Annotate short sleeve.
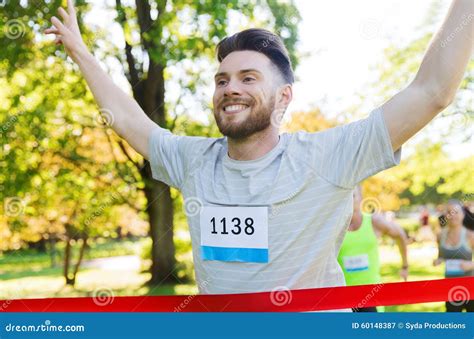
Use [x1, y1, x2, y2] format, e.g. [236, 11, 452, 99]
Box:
[312, 108, 401, 189]
[148, 128, 209, 189]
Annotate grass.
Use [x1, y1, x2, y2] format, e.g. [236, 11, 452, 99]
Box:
[378, 243, 445, 312]
[0, 269, 197, 300]
[0, 237, 195, 301]
[0, 233, 453, 312]
[0, 238, 146, 276]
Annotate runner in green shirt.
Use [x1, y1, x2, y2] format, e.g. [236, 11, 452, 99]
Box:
[338, 186, 409, 312]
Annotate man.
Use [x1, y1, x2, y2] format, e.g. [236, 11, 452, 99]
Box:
[45, 1, 472, 299]
[338, 186, 409, 312]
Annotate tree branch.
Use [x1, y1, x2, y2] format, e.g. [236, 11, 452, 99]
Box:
[102, 129, 145, 189]
[135, 0, 154, 51]
[76, 161, 144, 212]
[115, 0, 141, 92]
[168, 89, 186, 132]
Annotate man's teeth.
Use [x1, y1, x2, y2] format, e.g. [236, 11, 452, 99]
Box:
[224, 104, 248, 112]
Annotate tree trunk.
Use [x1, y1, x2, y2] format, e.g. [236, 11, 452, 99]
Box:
[49, 235, 57, 268]
[143, 175, 177, 284]
[63, 236, 88, 287]
[64, 237, 75, 286]
[135, 58, 178, 285]
[72, 237, 88, 280]
[116, 0, 178, 284]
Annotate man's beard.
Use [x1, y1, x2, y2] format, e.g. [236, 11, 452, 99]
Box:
[214, 95, 276, 139]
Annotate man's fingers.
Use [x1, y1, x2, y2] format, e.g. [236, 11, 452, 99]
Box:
[44, 27, 59, 34]
[54, 35, 63, 45]
[67, 0, 76, 16]
[51, 16, 67, 33]
[58, 7, 70, 23]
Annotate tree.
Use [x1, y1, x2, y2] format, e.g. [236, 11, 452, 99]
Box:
[393, 142, 474, 205]
[356, 0, 473, 208]
[282, 107, 335, 133]
[375, 0, 473, 144]
[0, 48, 142, 285]
[0, 1, 144, 285]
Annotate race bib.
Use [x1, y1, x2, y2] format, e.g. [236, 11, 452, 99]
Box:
[445, 259, 463, 275]
[343, 254, 369, 272]
[200, 206, 268, 263]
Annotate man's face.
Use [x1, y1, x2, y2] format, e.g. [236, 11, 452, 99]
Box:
[212, 50, 282, 139]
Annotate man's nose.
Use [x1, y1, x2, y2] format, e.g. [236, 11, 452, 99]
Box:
[224, 78, 242, 97]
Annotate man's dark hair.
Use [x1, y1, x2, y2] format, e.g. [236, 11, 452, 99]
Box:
[216, 28, 294, 84]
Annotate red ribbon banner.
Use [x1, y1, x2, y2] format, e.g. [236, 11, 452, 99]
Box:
[1, 277, 473, 312]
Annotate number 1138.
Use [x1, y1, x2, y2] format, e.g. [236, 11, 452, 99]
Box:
[210, 217, 255, 235]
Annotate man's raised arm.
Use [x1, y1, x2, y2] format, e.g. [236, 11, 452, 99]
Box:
[45, 0, 159, 160]
[381, 0, 473, 152]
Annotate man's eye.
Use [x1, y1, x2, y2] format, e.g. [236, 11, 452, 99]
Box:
[243, 77, 255, 82]
[217, 80, 227, 86]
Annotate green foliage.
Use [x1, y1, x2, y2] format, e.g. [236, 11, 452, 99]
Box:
[0, 0, 91, 76]
[375, 2, 473, 141]
[0, 34, 143, 251]
[393, 142, 474, 205]
[370, 1, 473, 206]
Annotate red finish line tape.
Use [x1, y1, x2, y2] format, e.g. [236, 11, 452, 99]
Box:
[1, 277, 473, 312]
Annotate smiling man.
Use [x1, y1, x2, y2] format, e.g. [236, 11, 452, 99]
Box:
[212, 31, 293, 160]
[46, 0, 473, 303]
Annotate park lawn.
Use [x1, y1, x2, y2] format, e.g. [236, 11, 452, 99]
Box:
[0, 237, 196, 301]
[379, 242, 445, 312]
[0, 238, 450, 312]
[0, 268, 197, 300]
[0, 238, 145, 274]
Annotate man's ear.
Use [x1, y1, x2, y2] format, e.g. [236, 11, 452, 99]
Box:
[276, 84, 293, 109]
[270, 84, 293, 129]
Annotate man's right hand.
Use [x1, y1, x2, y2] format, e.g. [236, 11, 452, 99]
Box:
[45, 0, 88, 62]
[43, 0, 161, 160]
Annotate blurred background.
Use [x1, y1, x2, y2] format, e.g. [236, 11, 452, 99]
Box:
[0, 0, 472, 312]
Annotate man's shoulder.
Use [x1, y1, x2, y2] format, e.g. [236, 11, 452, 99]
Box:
[179, 134, 225, 155]
[283, 129, 317, 142]
[282, 127, 342, 150]
[153, 128, 226, 158]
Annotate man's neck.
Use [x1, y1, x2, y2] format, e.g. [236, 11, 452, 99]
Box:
[227, 128, 280, 161]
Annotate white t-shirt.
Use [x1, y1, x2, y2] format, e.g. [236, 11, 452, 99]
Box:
[149, 108, 401, 296]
